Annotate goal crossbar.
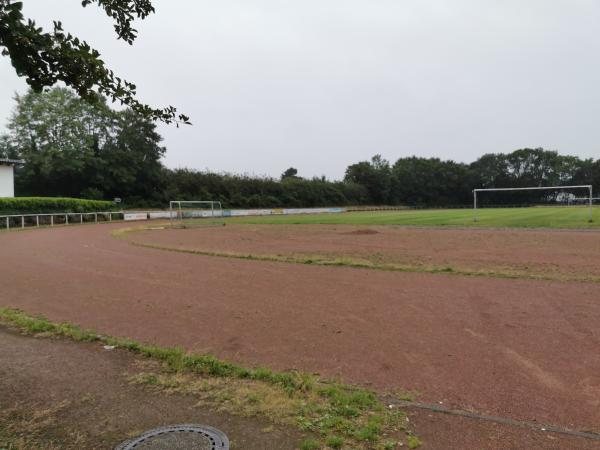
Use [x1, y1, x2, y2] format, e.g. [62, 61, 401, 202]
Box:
[473, 185, 593, 222]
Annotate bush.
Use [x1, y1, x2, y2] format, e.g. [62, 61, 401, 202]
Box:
[0, 197, 119, 215]
[164, 169, 371, 209]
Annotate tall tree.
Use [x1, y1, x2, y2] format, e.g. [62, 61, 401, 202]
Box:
[344, 155, 391, 204]
[469, 148, 591, 204]
[281, 167, 299, 180]
[505, 148, 562, 187]
[100, 109, 166, 202]
[5, 87, 166, 201]
[8, 88, 114, 196]
[391, 157, 470, 206]
[0, 0, 188, 125]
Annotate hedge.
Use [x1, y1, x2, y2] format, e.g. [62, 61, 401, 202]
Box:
[0, 197, 119, 215]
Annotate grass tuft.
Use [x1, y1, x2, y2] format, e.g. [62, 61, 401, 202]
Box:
[300, 438, 321, 450]
[325, 435, 344, 449]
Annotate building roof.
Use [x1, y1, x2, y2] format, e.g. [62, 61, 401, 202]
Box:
[0, 158, 25, 166]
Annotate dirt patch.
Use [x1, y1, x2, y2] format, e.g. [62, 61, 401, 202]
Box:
[0, 325, 305, 449]
[340, 228, 380, 235]
[1, 224, 600, 435]
[130, 224, 600, 281]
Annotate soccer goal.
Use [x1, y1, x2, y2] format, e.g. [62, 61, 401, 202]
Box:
[472, 185, 593, 222]
[169, 200, 224, 228]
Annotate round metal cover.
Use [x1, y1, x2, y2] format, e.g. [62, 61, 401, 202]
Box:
[116, 424, 229, 450]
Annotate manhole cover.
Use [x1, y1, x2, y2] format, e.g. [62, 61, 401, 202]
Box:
[116, 424, 229, 450]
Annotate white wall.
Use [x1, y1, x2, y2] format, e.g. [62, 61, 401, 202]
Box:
[0, 165, 15, 198]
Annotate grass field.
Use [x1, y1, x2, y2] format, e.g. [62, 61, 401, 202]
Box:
[228, 206, 600, 229]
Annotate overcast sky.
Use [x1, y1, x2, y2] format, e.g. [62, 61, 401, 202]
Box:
[1, 1, 599, 179]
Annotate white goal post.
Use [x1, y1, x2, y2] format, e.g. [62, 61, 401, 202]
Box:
[169, 200, 223, 226]
[473, 185, 593, 222]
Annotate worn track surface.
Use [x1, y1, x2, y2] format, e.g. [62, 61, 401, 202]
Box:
[1, 223, 600, 447]
[132, 224, 600, 280]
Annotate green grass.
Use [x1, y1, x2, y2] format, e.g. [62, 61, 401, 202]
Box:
[299, 439, 321, 450]
[0, 308, 419, 449]
[226, 206, 600, 229]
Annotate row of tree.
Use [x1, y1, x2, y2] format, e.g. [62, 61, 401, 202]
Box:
[164, 169, 368, 208]
[2, 88, 599, 208]
[345, 151, 600, 206]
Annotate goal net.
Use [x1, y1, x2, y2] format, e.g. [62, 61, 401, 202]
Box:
[473, 185, 594, 222]
[568, 196, 600, 206]
[169, 201, 225, 228]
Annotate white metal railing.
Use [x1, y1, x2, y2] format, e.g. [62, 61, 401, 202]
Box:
[0, 211, 124, 230]
[1, 206, 349, 230]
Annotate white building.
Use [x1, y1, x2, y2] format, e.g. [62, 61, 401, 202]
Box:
[0, 159, 24, 198]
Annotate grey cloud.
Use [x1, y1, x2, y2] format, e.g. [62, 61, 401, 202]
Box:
[1, 0, 599, 179]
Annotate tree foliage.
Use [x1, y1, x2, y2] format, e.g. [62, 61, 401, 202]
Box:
[344, 155, 391, 204]
[165, 169, 367, 209]
[5, 87, 165, 201]
[281, 167, 299, 180]
[0, 0, 188, 124]
[346, 149, 600, 207]
[391, 157, 472, 206]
